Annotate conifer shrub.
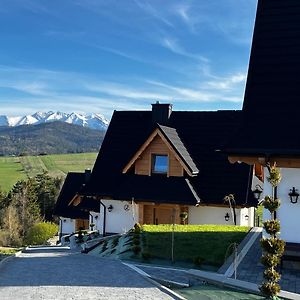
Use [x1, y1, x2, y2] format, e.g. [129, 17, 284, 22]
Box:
[134, 223, 142, 234]
[259, 164, 285, 299]
[133, 238, 140, 245]
[131, 245, 141, 255]
[260, 237, 285, 255]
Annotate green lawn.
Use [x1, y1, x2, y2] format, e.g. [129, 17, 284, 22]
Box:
[0, 152, 98, 191]
[175, 285, 265, 300]
[142, 225, 249, 267]
[0, 157, 27, 191]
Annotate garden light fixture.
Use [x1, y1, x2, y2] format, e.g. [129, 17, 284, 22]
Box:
[253, 184, 263, 200]
[224, 213, 230, 222]
[289, 187, 299, 204]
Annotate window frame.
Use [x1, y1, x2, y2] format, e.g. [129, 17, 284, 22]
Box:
[151, 154, 169, 175]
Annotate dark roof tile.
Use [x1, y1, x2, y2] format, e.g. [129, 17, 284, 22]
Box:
[84, 110, 256, 207]
[53, 172, 89, 219]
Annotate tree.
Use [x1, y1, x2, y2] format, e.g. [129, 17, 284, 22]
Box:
[9, 179, 41, 239]
[0, 205, 22, 246]
[33, 172, 62, 221]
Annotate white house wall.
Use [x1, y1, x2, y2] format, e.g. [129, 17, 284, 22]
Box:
[99, 200, 139, 234]
[188, 206, 254, 226]
[263, 167, 300, 243]
[60, 218, 75, 235]
[90, 211, 101, 231]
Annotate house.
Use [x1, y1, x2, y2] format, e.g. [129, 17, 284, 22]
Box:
[225, 0, 300, 243]
[70, 103, 258, 234]
[53, 171, 99, 239]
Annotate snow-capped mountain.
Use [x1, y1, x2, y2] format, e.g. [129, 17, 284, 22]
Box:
[0, 111, 109, 131]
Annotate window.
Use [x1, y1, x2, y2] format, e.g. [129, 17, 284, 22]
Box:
[152, 155, 168, 174]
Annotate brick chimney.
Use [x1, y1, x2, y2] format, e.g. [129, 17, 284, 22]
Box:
[151, 101, 172, 125]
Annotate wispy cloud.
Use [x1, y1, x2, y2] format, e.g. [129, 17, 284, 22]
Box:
[0, 64, 246, 117]
[147, 80, 241, 103]
[161, 38, 209, 63]
[7, 82, 50, 96]
[134, 0, 174, 28]
[205, 73, 247, 90]
[85, 82, 171, 101]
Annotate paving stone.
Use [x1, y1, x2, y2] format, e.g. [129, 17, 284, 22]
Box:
[232, 232, 300, 295]
[0, 248, 174, 300]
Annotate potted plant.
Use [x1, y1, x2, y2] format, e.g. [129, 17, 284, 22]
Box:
[179, 212, 188, 224]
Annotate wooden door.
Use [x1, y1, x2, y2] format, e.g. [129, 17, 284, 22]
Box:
[75, 219, 89, 231]
[156, 208, 173, 224]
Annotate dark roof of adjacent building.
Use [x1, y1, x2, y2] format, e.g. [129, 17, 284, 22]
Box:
[158, 124, 199, 175]
[82, 109, 256, 207]
[115, 175, 200, 205]
[53, 172, 89, 219]
[226, 0, 300, 156]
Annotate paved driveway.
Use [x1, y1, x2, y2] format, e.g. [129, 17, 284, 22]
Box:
[0, 248, 174, 300]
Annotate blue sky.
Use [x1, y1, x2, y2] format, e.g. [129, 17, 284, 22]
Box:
[0, 0, 257, 119]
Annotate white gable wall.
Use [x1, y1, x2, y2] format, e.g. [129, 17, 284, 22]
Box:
[99, 201, 254, 234]
[189, 206, 254, 226]
[263, 167, 300, 243]
[60, 218, 76, 235]
[98, 200, 139, 234]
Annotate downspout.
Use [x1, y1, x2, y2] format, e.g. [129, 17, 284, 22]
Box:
[89, 213, 94, 230]
[99, 200, 107, 237]
[245, 165, 254, 226]
[59, 218, 63, 242]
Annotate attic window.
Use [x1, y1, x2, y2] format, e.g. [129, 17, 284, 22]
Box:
[152, 155, 168, 174]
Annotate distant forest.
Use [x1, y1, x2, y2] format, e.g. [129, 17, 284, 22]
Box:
[0, 122, 106, 156]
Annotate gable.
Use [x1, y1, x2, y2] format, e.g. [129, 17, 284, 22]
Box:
[134, 134, 184, 176]
[123, 127, 198, 177]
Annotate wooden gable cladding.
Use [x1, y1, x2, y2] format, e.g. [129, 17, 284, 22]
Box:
[123, 128, 193, 176]
[134, 134, 183, 176]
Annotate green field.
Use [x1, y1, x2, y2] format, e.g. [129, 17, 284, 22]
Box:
[0, 152, 98, 192]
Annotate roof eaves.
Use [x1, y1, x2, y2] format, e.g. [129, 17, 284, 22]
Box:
[157, 124, 199, 175]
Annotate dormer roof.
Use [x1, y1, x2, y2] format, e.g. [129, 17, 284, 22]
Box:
[123, 124, 199, 176]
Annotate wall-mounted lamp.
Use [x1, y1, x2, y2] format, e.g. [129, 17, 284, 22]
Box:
[253, 184, 263, 200]
[107, 204, 114, 212]
[289, 187, 299, 204]
[94, 215, 99, 220]
[63, 219, 66, 223]
[224, 213, 230, 222]
[245, 215, 249, 221]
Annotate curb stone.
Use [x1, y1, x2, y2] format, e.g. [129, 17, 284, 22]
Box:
[0, 250, 22, 269]
[123, 262, 187, 300]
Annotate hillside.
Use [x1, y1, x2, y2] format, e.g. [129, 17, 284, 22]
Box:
[0, 122, 105, 156]
[0, 152, 98, 192]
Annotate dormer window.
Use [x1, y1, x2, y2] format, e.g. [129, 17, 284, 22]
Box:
[152, 155, 168, 174]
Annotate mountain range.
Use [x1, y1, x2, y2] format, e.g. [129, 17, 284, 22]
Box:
[0, 122, 105, 156]
[0, 111, 109, 131]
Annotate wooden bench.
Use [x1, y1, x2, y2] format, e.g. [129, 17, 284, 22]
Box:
[280, 242, 300, 270]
